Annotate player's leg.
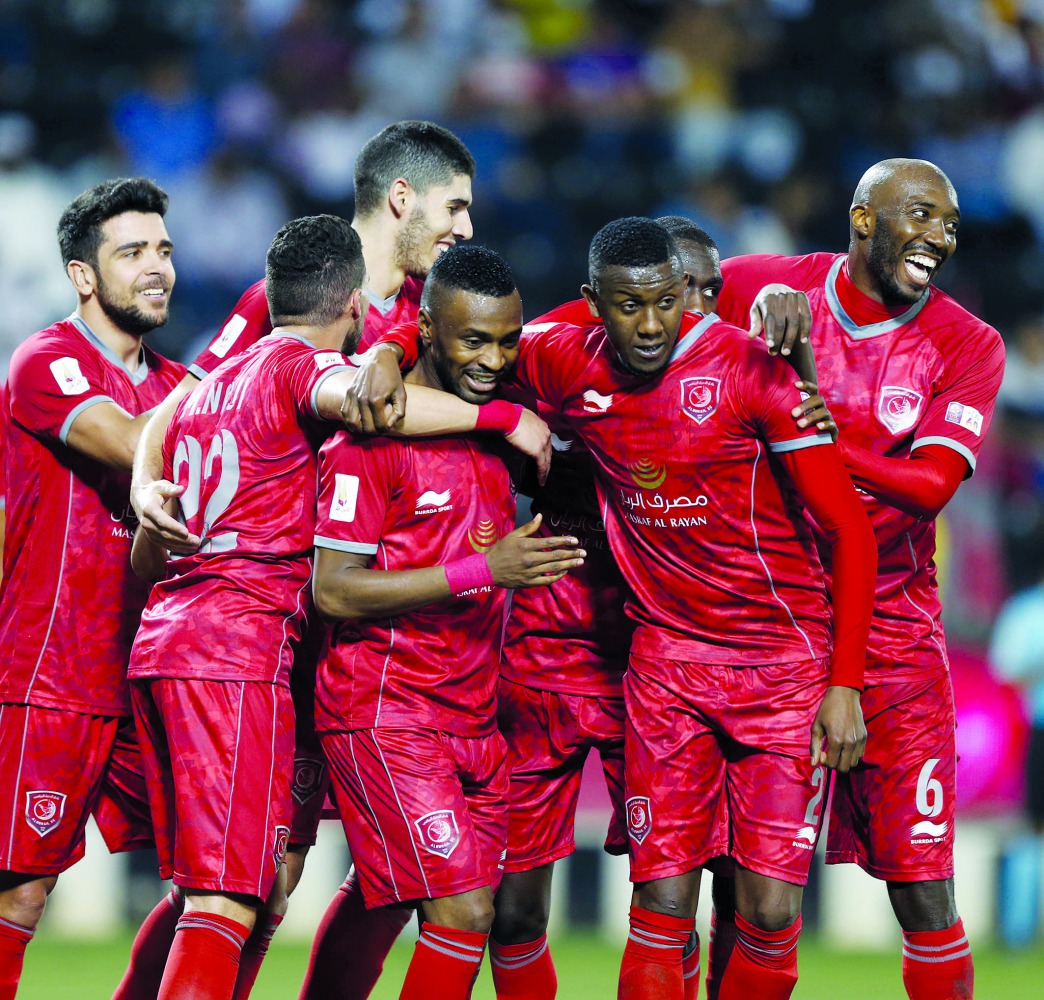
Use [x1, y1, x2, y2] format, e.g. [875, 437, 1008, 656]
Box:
[703, 872, 737, 1000]
[0, 705, 118, 998]
[619, 656, 730, 1000]
[149, 678, 294, 1000]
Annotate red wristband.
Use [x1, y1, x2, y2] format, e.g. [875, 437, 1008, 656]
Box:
[444, 553, 496, 596]
[474, 400, 524, 435]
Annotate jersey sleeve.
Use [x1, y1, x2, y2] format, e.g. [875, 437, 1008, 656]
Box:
[189, 279, 272, 379]
[282, 346, 355, 421]
[735, 342, 833, 455]
[513, 323, 585, 411]
[314, 432, 400, 557]
[8, 335, 114, 445]
[911, 321, 1006, 475]
[717, 254, 826, 329]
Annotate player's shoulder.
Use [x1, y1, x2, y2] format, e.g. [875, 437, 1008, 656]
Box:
[235, 277, 268, 310]
[142, 343, 187, 380]
[12, 318, 81, 358]
[922, 287, 1004, 354]
[721, 251, 838, 286]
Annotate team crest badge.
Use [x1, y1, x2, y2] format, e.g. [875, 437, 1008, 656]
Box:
[272, 825, 290, 869]
[25, 791, 66, 837]
[680, 377, 720, 425]
[626, 796, 652, 844]
[415, 809, 460, 859]
[877, 386, 923, 434]
[291, 757, 326, 805]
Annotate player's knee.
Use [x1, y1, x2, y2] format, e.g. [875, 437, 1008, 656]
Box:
[887, 878, 958, 932]
[0, 875, 56, 928]
[742, 895, 801, 932]
[492, 895, 551, 944]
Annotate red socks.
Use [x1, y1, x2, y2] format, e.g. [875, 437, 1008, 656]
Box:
[682, 931, 700, 1000]
[400, 922, 489, 1000]
[113, 889, 185, 1000]
[0, 917, 34, 1000]
[490, 933, 557, 998]
[618, 905, 694, 1000]
[705, 907, 736, 1000]
[718, 913, 801, 1000]
[298, 873, 411, 999]
[232, 912, 282, 999]
[158, 911, 250, 1000]
[902, 919, 974, 999]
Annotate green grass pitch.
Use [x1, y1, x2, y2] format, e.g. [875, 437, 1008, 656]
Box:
[17, 933, 1044, 998]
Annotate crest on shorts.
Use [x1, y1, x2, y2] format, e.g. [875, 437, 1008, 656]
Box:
[680, 377, 720, 425]
[414, 809, 460, 859]
[291, 757, 327, 805]
[626, 796, 652, 844]
[25, 791, 66, 838]
[272, 825, 290, 869]
[877, 386, 923, 434]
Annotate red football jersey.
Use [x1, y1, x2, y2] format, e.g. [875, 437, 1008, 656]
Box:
[128, 334, 352, 687]
[512, 314, 836, 665]
[0, 318, 186, 715]
[717, 253, 1005, 678]
[188, 277, 425, 379]
[313, 429, 516, 738]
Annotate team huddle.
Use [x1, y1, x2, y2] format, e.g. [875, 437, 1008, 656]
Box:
[0, 121, 1004, 1000]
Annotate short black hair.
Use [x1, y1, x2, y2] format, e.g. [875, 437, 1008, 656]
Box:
[655, 215, 719, 256]
[421, 244, 517, 310]
[57, 177, 169, 268]
[588, 217, 680, 286]
[353, 121, 475, 218]
[265, 215, 365, 328]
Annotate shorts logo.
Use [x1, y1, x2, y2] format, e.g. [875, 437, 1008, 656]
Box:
[877, 386, 923, 434]
[793, 825, 817, 849]
[48, 357, 90, 396]
[630, 459, 667, 489]
[211, 314, 247, 359]
[550, 434, 573, 452]
[273, 825, 290, 869]
[944, 401, 983, 436]
[468, 519, 498, 553]
[910, 820, 948, 840]
[626, 796, 652, 844]
[414, 809, 460, 859]
[329, 474, 360, 522]
[582, 390, 614, 413]
[25, 791, 66, 837]
[680, 377, 720, 425]
[291, 757, 326, 805]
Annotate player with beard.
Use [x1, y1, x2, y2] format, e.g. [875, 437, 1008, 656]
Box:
[116, 120, 475, 1000]
[124, 223, 551, 1000]
[310, 245, 584, 1000]
[0, 178, 185, 997]
[713, 159, 1005, 1000]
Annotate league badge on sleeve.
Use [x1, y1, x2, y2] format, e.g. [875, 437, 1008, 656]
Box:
[414, 809, 460, 859]
[48, 357, 90, 396]
[680, 377, 720, 425]
[25, 791, 66, 838]
[330, 474, 360, 522]
[877, 386, 924, 434]
[944, 401, 984, 436]
[626, 795, 652, 844]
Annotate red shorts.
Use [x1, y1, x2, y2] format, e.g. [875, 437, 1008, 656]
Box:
[0, 705, 152, 875]
[288, 629, 331, 848]
[132, 678, 294, 900]
[826, 671, 956, 882]
[322, 727, 508, 908]
[497, 678, 625, 872]
[624, 653, 828, 886]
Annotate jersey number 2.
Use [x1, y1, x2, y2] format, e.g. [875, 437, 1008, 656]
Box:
[172, 431, 241, 553]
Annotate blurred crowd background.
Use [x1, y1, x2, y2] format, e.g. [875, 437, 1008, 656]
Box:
[2, 0, 1044, 943]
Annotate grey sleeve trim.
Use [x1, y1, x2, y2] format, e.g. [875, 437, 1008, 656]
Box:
[59, 395, 114, 445]
[768, 432, 833, 454]
[310, 365, 352, 418]
[911, 436, 976, 474]
[187, 363, 210, 380]
[313, 535, 379, 555]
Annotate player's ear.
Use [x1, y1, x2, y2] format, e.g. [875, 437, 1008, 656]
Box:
[851, 203, 873, 240]
[417, 307, 434, 346]
[580, 283, 601, 319]
[67, 259, 96, 297]
[388, 178, 412, 220]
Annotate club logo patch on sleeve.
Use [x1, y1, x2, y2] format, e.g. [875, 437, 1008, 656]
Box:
[49, 357, 90, 396]
[626, 796, 652, 844]
[944, 401, 983, 436]
[25, 791, 66, 837]
[291, 757, 327, 805]
[680, 377, 721, 425]
[414, 809, 460, 858]
[877, 386, 924, 434]
[329, 474, 360, 522]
